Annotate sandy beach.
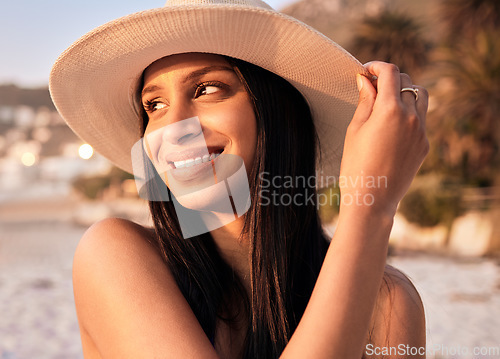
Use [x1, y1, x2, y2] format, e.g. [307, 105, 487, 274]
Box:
[389, 254, 500, 359]
[1, 197, 499, 359]
[0, 220, 84, 359]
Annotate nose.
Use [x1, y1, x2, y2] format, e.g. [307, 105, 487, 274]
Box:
[161, 115, 203, 145]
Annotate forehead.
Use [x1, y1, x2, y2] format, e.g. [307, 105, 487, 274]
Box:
[143, 52, 232, 83]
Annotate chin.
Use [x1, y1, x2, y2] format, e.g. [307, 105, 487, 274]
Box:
[172, 180, 235, 213]
[166, 155, 252, 238]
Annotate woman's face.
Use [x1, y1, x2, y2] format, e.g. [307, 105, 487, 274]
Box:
[141, 53, 257, 210]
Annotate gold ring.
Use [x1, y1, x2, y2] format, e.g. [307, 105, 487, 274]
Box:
[400, 87, 419, 101]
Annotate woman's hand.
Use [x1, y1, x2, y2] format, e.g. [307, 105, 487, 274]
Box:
[339, 61, 429, 217]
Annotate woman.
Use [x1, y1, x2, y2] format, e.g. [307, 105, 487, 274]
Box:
[50, 1, 428, 358]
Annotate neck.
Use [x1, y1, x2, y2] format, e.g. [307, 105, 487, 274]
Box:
[209, 215, 251, 296]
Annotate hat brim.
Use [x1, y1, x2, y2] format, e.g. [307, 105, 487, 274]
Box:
[49, 4, 367, 183]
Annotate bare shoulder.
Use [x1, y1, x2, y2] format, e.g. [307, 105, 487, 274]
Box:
[364, 264, 426, 359]
[73, 218, 162, 299]
[378, 264, 425, 316]
[74, 217, 157, 266]
[79, 217, 155, 245]
[73, 218, 217, 358]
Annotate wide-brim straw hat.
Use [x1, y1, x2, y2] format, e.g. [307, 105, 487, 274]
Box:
[50, 0, 367, 186]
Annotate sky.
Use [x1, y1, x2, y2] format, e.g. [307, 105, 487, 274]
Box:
[0, 0, 295, 88]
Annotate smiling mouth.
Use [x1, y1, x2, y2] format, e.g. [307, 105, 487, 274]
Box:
[169, 149, 224, 169]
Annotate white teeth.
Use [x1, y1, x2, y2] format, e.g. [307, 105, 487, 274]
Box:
[173, 152, 221, 169]
[173, 160, 185, 168]
[184, 158, 195, 168]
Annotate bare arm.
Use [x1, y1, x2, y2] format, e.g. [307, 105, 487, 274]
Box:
[281, 208, 393, 358]
[282, 61, 428, 358]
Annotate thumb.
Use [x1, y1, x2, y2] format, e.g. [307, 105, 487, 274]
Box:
[349, 74, 376, 129]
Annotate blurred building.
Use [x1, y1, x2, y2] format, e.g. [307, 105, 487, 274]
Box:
[0, 101, 111, 202]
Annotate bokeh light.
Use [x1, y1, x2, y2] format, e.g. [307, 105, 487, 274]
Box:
[78, 144, 93, 160]
[21, 152, 36, 167]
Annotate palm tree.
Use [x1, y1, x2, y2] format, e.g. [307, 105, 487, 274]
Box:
[440, 0, 500, 44]
[426, 0, 500, 185]
[350, 11, 431, 77]
[428, 29, 500, 184]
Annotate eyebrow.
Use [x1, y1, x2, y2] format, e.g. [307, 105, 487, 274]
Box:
[141, 65, 235, 98]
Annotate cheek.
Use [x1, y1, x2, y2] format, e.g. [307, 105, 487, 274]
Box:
[238, 111, 258, 161]
[237, 102, 258, 160]
[211, 101, 256, 158]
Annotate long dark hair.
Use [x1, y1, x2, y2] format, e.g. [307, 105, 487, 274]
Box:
[141, 56, 344, 357]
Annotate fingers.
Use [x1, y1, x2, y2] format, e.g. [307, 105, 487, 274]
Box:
[399, 73, 416, 107]
[364, 61, 401, 101]
[399, 72, 429, 127]
[414, 85, 429, 126]
[398, 73, 429, 128]
[400, 73, 428, 128]
[349, 74, 377, 130]
[363, 61, 429, 119]
[351, 61, 429, 135]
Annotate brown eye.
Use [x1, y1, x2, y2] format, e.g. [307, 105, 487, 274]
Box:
[200, 86, 219, 95]
[144, 100, 167, 113]
[194, 81, 225, 98]
[151, 102, 167, 111]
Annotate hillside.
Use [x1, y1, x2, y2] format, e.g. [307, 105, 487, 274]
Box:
[0, 84, 55, 110]
[281, 0, 440, 49]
